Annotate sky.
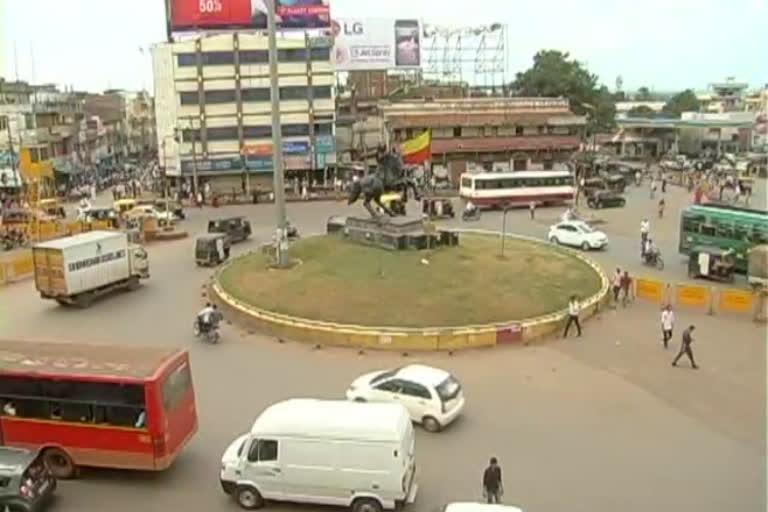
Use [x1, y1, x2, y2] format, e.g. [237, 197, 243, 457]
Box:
[0, 0, 766, 94]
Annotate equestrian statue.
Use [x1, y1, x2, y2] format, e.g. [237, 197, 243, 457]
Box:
[347, 149, 422, 218]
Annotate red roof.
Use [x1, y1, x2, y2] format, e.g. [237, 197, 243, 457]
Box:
[388, 113, 561, 128]
[431, 136, 581, 154]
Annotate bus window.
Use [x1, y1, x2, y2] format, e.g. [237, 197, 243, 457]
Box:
[162, 362, 192, 413]
[700, 224, 716, 237]
[713, 219, 734, 239]
[752, 226, 768, 244]
[734, 224, 750, 242]
[681, 214, 704, 233]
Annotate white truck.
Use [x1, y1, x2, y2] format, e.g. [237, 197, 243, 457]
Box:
[32, 230, 149, 307]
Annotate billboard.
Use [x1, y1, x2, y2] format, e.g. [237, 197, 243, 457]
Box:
[331, 18, 421, 71]
[169, 0, 331, 32]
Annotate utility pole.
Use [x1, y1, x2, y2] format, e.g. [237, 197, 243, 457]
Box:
[268, 0, 288, 267]
[190, 120, 199, 201]
[304, 32, 317, 185]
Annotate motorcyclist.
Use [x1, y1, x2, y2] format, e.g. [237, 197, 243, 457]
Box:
[644, 238, 659, 263]
[197, 302, 216, 333]
[463, 201, 478, 219]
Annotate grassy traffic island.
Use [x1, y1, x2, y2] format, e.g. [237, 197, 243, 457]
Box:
[218, 234, 603, 328]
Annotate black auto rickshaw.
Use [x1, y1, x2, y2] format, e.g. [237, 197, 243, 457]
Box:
[422, 198, 455, 219]
[604, 174, 626, 193]
[687, 245, 735, 282]
[195, 233, 231, 266]
[208, 216, 252, 243]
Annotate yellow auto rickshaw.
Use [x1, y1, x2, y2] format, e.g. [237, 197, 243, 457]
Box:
[114, 198, 137, 216]
[38, 198, 67, 219]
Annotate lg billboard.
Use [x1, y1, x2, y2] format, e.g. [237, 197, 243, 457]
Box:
[168, 0, 331, 31]
[332, 18, 422, 71]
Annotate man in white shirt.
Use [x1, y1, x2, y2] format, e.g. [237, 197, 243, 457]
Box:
[660, 305, 674, 349]
[640, 219, 650, 256]
[197, 302, 215, 332]
[563, 295, 582, 338]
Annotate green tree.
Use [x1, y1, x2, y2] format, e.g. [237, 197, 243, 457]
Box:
[511, 50, 616, 132]
[662, 89, 701, 117]
[627, 105, 656, 117]
[635, 86, 654, 101]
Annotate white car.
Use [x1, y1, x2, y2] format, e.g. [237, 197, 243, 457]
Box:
[548, 220, 608, 250]
[443, 504, 523, 512]
[125, 205, 175, 222]
[346, 364, 465, 432]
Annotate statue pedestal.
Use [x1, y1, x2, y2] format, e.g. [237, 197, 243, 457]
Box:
[338, 215, 459, 251]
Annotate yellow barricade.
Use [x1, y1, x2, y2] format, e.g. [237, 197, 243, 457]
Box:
[719, 288, 753, 313]
[636, 278, 665, 302]
[91, 220, 113, 231]
[11, 253, 34, 277]
[676, 284, 711, 308]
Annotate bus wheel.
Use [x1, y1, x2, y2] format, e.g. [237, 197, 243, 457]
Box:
[43, 448, 76, 479]
[236, 485, 264, 510]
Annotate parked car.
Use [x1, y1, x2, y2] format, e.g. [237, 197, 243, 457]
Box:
[346, 364, 465, 432]
[586, 190, 626, 209]
[548, 220, 608, 250]
[0, 447, 57, 512]
[125, 205, 175, 222]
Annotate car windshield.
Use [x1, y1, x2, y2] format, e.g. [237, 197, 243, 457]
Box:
[370, 368, 400, 385]
[576, 223, 593, 233]
[436, 376, 461, 401]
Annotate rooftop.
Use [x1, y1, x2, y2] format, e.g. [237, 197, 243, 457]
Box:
[34, 230, 124, 249]
[251, 399, 409, 442]
[0, 339, 183, 380]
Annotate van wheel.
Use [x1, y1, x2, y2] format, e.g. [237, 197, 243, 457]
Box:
[75, 293, 93, 308]
[422, 415, 441, 433]
[353, 397, 367, 403]
[43, 447, 76, 479]
[126, 276, 140, 291]
[235, 485, 264, 510]
[352, 497, 383, 512]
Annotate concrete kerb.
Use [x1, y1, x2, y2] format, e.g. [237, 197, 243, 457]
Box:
[210, 230, 610, 351]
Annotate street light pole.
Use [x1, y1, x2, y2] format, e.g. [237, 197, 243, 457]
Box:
[267, 0, 288, 267]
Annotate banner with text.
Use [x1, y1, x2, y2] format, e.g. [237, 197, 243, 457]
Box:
[331, 18, 421, 71]
[169, 0, 330, 32]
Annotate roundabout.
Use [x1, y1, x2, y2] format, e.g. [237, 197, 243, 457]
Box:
[213, 232, 608, 350]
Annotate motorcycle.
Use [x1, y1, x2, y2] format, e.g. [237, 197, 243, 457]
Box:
[642, 249, 664, 270]
[462, 209, 481, 222]
[194, 316, 221, 343]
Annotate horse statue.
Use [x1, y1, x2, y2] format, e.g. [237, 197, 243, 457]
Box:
[347, 151, 421, 218]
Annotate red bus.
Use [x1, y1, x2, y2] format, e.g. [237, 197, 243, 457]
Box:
[0, 340, 197, 478]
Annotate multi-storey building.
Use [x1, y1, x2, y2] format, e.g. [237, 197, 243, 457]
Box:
[152, 32, 336, 191]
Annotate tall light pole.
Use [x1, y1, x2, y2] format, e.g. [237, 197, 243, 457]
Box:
[267, 0, 288, 267]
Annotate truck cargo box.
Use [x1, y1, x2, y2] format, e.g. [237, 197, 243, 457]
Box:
[33, 231, 131, 297]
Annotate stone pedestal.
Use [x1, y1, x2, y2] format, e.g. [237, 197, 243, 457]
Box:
[338, 215, 459, 251]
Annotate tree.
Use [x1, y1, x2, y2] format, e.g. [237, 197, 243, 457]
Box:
[636, 86, 654, 101]
[627, 105, 656, 117]
[511, 50, 616, 132]
[662, 89, 701, 118]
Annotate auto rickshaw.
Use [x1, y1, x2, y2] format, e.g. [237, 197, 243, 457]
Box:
[422, 197, 455, 219]
[114, 198, 137, 217]
[379, 192, 406, 216]
[604, 174, 626, 193]
[195, 233, 231, 266]
[208, 216, 252, 243]
[38, 198, 67, 219]
[687, 245, 735, 282]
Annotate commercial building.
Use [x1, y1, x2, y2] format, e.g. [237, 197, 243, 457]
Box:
[697, 78, 750, 113]
[380, 97, 585, 184]
[152, 32, 336, 191]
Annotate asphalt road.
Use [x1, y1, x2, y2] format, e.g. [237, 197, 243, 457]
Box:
[0, 181, 764, 512]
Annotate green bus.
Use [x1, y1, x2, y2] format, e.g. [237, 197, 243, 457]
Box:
[679, 203, 768, 273]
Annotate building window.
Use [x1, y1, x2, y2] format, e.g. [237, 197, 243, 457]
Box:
[241, 88, 270, 102]
[315, 123, 332, 136]
[202, 51, 235, 66]
[240, 50, 269, 64]
[207, 127, 238, 141]
[278, 48, 308, 62]
[537, 126, 545, 134]
[204, 90, 236, 104]
[24, 114, 34, 129]
[309, 48, 331, 61]
[177, 53, 197, 67]
[282, 124, 309, 137]
[181, 129, 201, 143]
[312, 86, 332, 99]
[280, 86, 306, 100]
[515, 126, 523, 136]
[244, 125, 272, 138]
[179, 92, 199, 105]
[453, 127, 461, 137]
[405, 128, 413, 139]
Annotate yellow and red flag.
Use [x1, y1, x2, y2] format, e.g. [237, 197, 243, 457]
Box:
[400, 130, 431, 164]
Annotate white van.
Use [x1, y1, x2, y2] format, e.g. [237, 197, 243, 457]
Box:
[220, 399, 418, 512]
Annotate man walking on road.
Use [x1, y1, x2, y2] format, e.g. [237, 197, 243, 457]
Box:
[660, 305, 674, 348]
[482, 457, 503, 504]
[529, 201, 536, 220]
[620, 270, 633, 307]
[612, 268, 622, 305]
[563, 295, 582, 338]
[672, 325, 698, 369]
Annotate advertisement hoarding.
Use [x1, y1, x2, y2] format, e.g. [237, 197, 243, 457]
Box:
[331, 18, 421, 71]
[169, 0, 330, 32]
